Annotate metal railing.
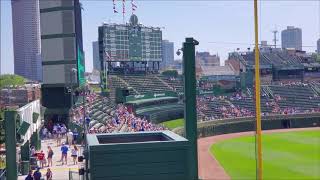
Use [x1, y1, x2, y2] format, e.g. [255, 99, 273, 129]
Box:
[0, 169, 6, 180]
[69, 169, 80, 180]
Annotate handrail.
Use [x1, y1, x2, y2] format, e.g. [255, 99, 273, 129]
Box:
[0, 169, 6, 180]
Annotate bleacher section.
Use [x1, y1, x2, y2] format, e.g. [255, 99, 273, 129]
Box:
[108, 75, 184, 97]
[86, 97, 120, 133]
[197, 83, 320, 120]
[269, 84, 320, 111]
[126, 96, 183, 123]
[120, 75, 171, 94]
[108, 73, 320, 121]
[159, 76, 184, 93]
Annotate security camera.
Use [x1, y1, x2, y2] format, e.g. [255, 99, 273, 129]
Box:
[176, 48, 183, 56]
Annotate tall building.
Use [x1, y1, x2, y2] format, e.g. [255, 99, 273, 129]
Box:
[196, 52, 220, 67]
[317, 38, 320, 54]
[40, 0, 85, 122]
[281, 26, 302, 51]
[11, 0, 42, 81]
[92, 41, 100, 71]
[161, 40, 174, 70]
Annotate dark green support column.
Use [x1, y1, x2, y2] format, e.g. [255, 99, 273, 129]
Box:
[4, 111, 17, 180]
[31, 130, 41, 150]
[36, 129, 41, 150]
[21, 140, 30, 161]
[183, 37, 199, 180]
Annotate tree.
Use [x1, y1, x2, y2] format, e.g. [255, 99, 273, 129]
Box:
[161, 70, 178, 77]
[0, 74, 25, 89]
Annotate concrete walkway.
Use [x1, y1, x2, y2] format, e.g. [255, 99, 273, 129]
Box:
[18, 139, 83, 180]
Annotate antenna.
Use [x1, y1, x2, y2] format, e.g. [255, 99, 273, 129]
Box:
[272, 26, 278, 48]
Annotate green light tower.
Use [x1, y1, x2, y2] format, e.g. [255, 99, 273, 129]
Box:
[183, 37, 199, 180]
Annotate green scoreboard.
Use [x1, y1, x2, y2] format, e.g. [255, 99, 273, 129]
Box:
[100, 14, 162, 62]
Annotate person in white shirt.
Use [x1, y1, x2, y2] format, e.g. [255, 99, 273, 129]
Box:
[61, 125, 67, 137]
[42, 127, 48, 139]
[71, 145, 78, 165]
[67, 129, 73, 146]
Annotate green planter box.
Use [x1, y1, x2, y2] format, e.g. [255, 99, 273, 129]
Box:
[86, 131, 190, 180]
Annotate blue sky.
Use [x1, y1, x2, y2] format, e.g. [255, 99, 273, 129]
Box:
[1, 0, 319, 74]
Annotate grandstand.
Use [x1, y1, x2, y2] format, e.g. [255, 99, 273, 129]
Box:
[108, 74, 184, 100]
[195, 82, 320, 120]
[229, 50, 305, 85]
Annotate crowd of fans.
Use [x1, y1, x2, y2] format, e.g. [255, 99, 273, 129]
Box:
[88, 104, 166, 134]
[196, 82, 320, 120]
[67, 81, 320, 132]
[68, 93, 166, 134]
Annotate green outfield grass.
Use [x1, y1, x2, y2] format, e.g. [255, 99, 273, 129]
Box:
[160, 118, 184, 130]
[210, 130, 320, 180]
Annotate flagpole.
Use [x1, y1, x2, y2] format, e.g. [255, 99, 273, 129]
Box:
[254, 0, 263, 179]
[122, 0, 125, 24]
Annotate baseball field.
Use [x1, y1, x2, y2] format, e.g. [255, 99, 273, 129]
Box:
[210, 130, 320, 180]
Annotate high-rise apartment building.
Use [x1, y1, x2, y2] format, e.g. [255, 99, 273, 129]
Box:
[11, 0, 42, 81]
[92, 41, 100, 71]
[161, 40, 174, 70]
[281, 26, 302, 51]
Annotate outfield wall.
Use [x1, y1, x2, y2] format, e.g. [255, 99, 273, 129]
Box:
[173, 113, 320, 138]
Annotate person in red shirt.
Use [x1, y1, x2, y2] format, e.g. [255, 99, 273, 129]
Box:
[37, 150, 45, 168]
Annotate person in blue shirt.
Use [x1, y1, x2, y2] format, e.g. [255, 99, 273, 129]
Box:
[25, 170, 33, 180]
[33, 167, 42, 180]
[60, 143, 69, 165]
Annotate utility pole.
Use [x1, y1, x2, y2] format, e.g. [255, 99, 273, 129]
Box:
[272, 28, 278, 48]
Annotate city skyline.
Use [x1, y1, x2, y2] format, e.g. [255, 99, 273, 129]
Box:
[11, 0, 42, 81]
[1, 0, 319, 74]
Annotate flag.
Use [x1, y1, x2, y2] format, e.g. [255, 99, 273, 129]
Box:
[113, 0, 118, 13]
[105, 51, 111, 60]
[131, 0, 137, 12]
[131, 0, 137, 8]
[122, 0, 126, 14]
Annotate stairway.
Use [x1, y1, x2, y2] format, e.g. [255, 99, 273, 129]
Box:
[155, 76, 174, 91]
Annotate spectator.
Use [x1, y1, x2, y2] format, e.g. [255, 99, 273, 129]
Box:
[46, 168, 53, 180]
[37, 150, 45, 168]
[30, 146, 36, 157]
[25, 170, 33, 180]
[33, 167, 42, 180]
[67, 129, 73, 146]
[60, 143, 68, 165]
[73, 128, 78, 144]
[71, 145, 78, 165]
[47, 146, 53, 167]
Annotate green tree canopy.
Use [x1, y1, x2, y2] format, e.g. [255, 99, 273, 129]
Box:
[0, 74, 26, 89]
[161, 70, 178, 77]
